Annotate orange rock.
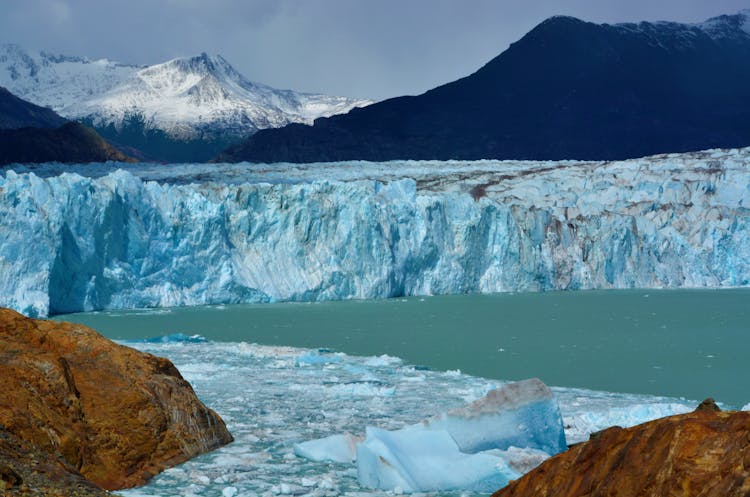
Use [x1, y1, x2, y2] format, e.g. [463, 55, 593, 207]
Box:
[493, 400, 750, 497]
[0, 308, 233, 490]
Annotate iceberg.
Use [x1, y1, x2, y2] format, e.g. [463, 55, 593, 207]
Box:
[416, 377, 567, 455]
[356, 426, 516, 493]
[295, 378, 565, 493]
[355, 378, 565, 492]
[293, 433, 360, 463]
[2, 148, 749, 317]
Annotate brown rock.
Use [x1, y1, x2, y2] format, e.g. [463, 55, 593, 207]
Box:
[0, 308, 233, 491]
[0, 429, 109, 497]
[492, 402, 750, 497]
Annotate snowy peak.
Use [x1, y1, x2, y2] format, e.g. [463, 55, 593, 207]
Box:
[698, 9, 750, 38]
[605, 9, 750, 45]
[0, 43, 139, 115]
[0, 44, 372, 149]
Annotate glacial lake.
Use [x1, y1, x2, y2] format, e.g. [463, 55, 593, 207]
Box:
[55, 288, 750, 408]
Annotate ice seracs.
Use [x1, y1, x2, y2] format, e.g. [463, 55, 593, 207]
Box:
[1, 147, 749, 317]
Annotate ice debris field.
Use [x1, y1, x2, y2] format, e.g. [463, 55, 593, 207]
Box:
[119, 336, 696, 497]
[2, 147, 750, 317]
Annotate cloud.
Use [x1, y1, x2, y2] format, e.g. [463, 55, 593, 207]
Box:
[1, 0, 748, 100]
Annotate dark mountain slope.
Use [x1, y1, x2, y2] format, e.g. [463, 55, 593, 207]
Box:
[0, 122, 134, 165]
[0, 86, 67, 129]
[218, 11, 750, 163]
[0, 87, 134, 164]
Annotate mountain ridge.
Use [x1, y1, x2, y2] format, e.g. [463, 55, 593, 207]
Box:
[0, 86, 66, 129]
[0, 45, 371, 161]
[218, 10, 750, 163]
[0, 86, 133, 165]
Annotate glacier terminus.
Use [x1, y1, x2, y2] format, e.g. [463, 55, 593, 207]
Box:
[1, 147, 749, 317]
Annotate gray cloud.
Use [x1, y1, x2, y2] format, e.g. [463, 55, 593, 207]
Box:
[2, 0, 748, 100]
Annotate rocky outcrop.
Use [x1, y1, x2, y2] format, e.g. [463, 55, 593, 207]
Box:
[0, 121, 135, 165]
[0, 430, 109, 496]
[0, 308, 233, 491]
[0, 86, 66, 130]
[0, 87, 135, 165]
[493, 400, 750, 497]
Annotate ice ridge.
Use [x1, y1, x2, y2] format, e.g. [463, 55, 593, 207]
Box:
[1, 148, 749, 317]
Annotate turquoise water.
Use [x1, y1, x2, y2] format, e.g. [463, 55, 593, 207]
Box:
[55, 289, 750, 407]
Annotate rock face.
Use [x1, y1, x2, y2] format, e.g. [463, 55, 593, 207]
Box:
[492, 401, 750, 497]
[0, 308, 233, 491]
[0, 429, 109, 496]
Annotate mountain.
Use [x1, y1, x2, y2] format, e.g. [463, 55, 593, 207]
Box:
[0, 86, 66, 129]
[218, 10, 750, 163]
[0, 45, 371, 162]
[0, 87, 133, 164]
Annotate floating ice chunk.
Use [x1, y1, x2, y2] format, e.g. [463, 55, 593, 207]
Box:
[293, 433, 361, 463]
[325, 382, 396, 397]
[356, 426, 516, 493]
[295, 351, 342, 366]
[138, 333, 207, 344]
[363, 354, 402, 367]
[743, 403, 750, 411]
[354, 378, 566, 493]
[419, 378, 567, 455]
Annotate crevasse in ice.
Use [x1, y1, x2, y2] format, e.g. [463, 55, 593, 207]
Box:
[2, 148, 749, 317]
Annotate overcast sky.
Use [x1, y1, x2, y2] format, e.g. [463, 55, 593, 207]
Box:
[2, 0, 748, 101]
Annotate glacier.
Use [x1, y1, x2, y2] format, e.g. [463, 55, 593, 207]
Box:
[1, 147, 750, 317]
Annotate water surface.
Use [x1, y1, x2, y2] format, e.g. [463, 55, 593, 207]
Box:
[56, 289, 750, 407]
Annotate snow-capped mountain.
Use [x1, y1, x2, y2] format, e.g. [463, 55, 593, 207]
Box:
[0, 44, 371, 160]
[694, 8, 750, 38]
[65, 53, 371, 139]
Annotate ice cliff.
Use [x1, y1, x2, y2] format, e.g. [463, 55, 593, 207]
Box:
[1, 147, 749, 317]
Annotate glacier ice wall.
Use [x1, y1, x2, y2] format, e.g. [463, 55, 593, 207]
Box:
[1, 149, 749, 317]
